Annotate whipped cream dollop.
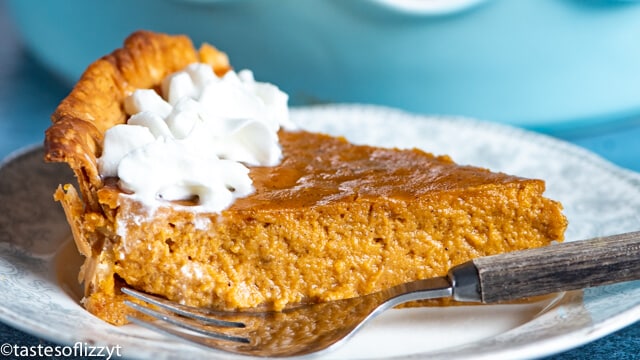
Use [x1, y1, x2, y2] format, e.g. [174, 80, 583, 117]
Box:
[98, 64, 294, 212]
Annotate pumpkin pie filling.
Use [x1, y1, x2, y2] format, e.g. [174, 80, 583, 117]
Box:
[45, 31, 567, 325]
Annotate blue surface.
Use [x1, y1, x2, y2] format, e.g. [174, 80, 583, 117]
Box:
[0, 1, 639, 359]
[6, 0, 640, 131]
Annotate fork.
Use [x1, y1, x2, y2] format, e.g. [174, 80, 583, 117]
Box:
[123, 230, 640, 358]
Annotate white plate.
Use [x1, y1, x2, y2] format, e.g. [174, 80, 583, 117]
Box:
[1, 104, 640, 360]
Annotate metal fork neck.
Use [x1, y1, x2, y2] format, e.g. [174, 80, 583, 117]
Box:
[380, 277, 453, 307]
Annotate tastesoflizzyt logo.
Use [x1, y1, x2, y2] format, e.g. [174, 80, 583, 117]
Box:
[1, 342, 122, 359]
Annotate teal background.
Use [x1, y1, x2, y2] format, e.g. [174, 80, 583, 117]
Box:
[6, 0, 640, 132]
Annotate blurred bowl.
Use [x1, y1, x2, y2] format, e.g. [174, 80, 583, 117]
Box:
[7, 0, 640, 131]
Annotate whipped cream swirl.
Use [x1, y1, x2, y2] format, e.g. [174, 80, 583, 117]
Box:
[98, 64, 294, 212]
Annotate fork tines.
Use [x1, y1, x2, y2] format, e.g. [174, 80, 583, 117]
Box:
[122, 287, 250, 345]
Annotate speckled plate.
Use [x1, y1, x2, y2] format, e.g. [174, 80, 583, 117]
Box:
[1, 104, 640, 360]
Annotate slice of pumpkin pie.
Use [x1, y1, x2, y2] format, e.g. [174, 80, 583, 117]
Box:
[45, 31, 567, 325]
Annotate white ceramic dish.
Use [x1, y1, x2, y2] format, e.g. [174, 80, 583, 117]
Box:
[1, 105, 640, 360]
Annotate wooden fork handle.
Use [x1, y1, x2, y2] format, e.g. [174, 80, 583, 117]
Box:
[449, 230, 640, 303]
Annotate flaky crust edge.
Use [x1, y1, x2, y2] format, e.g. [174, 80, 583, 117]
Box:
[45, 30, 230, 211]
[44, 30, 231, 324]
